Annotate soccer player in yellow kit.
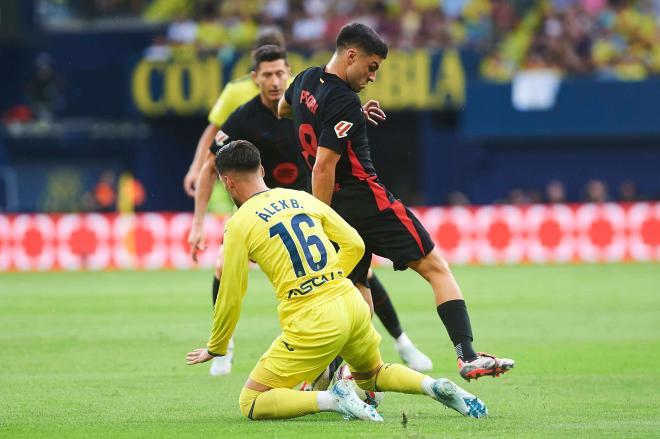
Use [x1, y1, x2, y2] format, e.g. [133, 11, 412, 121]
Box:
[188, 37, 432, 378]
[185, 140, 488, 421]
[184, 30, 286, 376]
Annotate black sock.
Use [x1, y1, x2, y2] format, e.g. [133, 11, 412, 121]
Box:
[370, 274, 403, 339]
[212, 276, 220, 306]
[437, 299, 477, 362]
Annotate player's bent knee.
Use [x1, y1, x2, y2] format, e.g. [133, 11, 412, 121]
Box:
[424, 250, 452, 276]
[238, 387, 262, 420]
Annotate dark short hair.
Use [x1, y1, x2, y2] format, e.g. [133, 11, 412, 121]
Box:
[215, 140, 261, 175]
[254, 28, 286, 50]
[336, 22, 388, 59]
[253, 44, 288, 71]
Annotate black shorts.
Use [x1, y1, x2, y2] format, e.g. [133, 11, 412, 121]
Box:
[345, 200, 435, 286]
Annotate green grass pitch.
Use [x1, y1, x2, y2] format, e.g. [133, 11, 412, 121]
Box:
[1, 264, 659, 438]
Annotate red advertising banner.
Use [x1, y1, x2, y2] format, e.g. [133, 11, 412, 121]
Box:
[1, 203, 659, 271]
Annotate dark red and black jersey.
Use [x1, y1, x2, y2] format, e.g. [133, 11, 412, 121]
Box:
[210, 95, 307, 190]
[284, 66, 396, 218]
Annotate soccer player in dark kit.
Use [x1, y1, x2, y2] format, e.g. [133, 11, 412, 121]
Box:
[279, 23, 515, 381]
[189, 44, 433, 378]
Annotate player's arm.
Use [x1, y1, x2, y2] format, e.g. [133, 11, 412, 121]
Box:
[278, 96, 292, 119]
[206, 223, 249, 356]
[183, 123, 218, 197]
[188, 110, 242, 261]
[186, 222, 249, 364]
[188, 151, 217, 262]
[314, 94, 363, 205]
[183, 83, 239, 196]
[278, 71, 300, 120]
[312, 146, 341, 205]
[315, 197, 365, 274]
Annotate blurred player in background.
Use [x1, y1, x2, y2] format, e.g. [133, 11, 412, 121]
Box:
[182, 28, 286, 197]
[187, 38, 297, 376]
[186, 140, 488, 421]
[188, 35, 433, 377]
[279, 23, 514, 381]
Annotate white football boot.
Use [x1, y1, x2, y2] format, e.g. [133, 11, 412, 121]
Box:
[397, 343, 433, 372]
[458, 352, 515, 381]
[431, 378, 488, 418]
[329, 379, 384, 422]
[333, 365, 385, 408]
[394, 333, 433, 372]
[209, 337, 233, 376]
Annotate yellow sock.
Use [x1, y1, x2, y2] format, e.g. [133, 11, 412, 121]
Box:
[239, 387, 320, 420]
[355, 363, 427, 394]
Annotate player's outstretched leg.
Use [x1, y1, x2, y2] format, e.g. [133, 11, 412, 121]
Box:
[369, 271, 433, 372]
[351, 362, 487, 418]
[238, 382, 382, 421]
[407, 249, 514, 380]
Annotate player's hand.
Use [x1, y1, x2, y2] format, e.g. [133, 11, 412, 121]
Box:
[183, 168, 198, 197]
[186, 348, 214, 365]
[188, 224, 206, 263]
[362, 100, 386, 126]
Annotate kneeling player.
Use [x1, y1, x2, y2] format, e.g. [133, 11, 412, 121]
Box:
[189, 44, 432, 377]
[186, 141, 487, 420]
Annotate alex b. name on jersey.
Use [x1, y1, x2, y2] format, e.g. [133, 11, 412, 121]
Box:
[254, 198, 303, 223]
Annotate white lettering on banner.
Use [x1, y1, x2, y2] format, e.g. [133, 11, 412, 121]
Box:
[0, 202, 658, 271]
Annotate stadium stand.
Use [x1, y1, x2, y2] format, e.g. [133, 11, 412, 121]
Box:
[1, 0, 659, 216]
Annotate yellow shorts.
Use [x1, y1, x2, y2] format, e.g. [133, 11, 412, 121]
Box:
[249, 286, 383, 389]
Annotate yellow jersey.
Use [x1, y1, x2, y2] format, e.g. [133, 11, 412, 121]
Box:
[207, 188, 365, 355]
[207, 74, 259, 127]
[207, 74, 294, 127]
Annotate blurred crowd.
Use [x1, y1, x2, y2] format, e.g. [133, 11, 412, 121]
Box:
[446, 178, 648, 206]
[39, 0, 660, 81]
[146, 0, 534, 50]
[483, 0, 660, 81]
[147, 0, 532, 57]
